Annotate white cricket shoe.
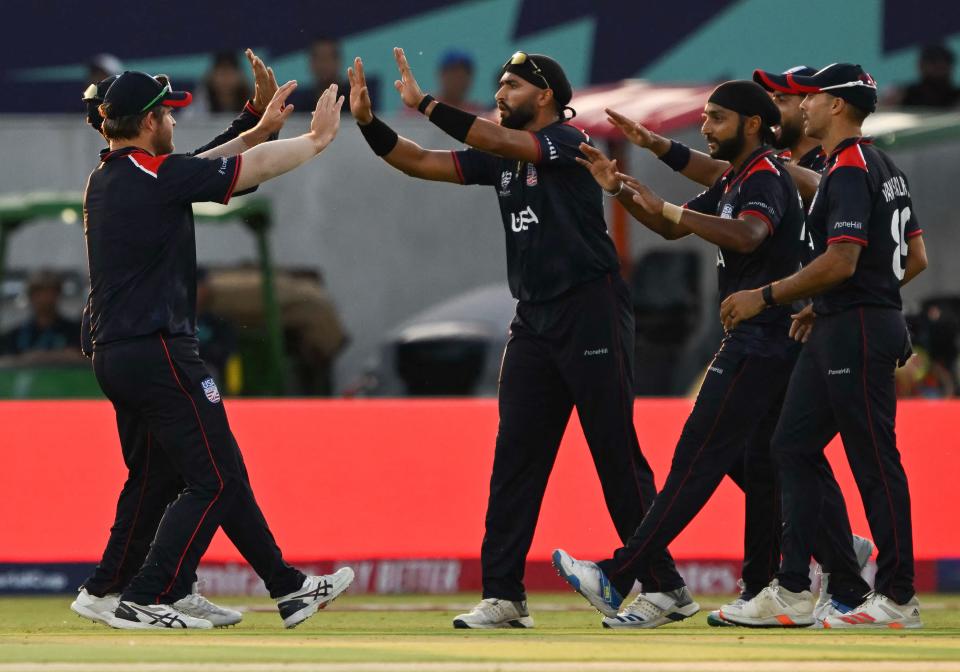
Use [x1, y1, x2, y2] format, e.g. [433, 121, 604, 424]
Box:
[822, 592, 922, 629]
[276, 568, 354, 629]
[70, 588, 119, 625]
[719, 580, 815, 628]
[815, 534, 875, 618]
[707, 580, 750, 627]
[602, 586, 700, 629]
[452, 598, 534, 629]
[107, 601, 213, 629]
[551, 549, 624, 617]
[174, 582, 242, 627]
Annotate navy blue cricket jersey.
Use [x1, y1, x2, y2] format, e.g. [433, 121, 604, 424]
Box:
[451, 121, 620, 302]
[807, 137, 922, 315]
[83, 147, 242, 346]
[684, 147, 805, 352]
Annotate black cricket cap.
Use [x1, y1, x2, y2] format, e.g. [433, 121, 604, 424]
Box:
[101, 71, 192, 119]
[787, 63, 878, 113]
[753, 65, 817, 94]
[708, 80, 781, 128]
[501, 51, 575, 117]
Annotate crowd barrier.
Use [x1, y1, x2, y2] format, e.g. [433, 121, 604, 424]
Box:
[1, 399, 957, 594]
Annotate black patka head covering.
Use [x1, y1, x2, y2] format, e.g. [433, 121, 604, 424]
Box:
[501, 51, 576, 118]
[708, 80, 782, 127]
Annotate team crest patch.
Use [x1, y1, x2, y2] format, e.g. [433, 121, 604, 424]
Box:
[721, 203, 734, 219]
[201, 377, 221, 403]
[526, 164, 538, 186]
[501, 170, 512, 190]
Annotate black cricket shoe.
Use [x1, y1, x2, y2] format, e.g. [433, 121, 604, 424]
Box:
[277, 567, 355, 629]
[106, 600, 213, 629]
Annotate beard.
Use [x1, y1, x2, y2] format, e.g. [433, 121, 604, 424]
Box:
[154, 128, 174, 155]
[773, 119, 803, 150]
[708, 119, 746, 161]
[499, 100, 537, 130]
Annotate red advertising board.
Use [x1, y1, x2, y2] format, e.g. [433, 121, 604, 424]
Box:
[1, 399, 956, 567]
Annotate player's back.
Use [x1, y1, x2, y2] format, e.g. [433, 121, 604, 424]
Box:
[810, 139, 921, 315]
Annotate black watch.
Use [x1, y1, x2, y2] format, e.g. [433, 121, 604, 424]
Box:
[762, 284, 776, 307]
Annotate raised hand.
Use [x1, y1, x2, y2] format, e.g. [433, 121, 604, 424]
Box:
[309, 83, 345, 151]
[575, 142, 621, 192]
[616, 172, 665, 216]
[246, 48, 279, 115]
[393, 47, 425, 109]
[255, 79, 297, 137]
[347, 57, 373, 124]
[606, 108, 658, 149]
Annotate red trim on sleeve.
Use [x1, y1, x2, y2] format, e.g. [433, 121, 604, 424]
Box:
[128, 151, 170, 178]
[829, 144, 868, 175]
[243, 101, 262, 118]
[450, 151, 466, 184]
[223, 155, 242, 204]
[906, 229, 923, 239]
[739, 209, 774, 235]
[827, 234, 868, 246]
[528, 131, 543, 162]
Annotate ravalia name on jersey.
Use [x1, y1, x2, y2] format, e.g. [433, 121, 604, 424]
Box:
[881, 175, 910, 203]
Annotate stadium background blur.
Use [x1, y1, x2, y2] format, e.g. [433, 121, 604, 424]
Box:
[2, 0, 959, 599]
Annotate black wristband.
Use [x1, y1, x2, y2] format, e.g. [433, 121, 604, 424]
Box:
[427, 101, 476, 143]
[762, 284, 776, 307]
[358, 115, 399, 157]
[417, 94, 435, 114]
[659, 140, 692, 172]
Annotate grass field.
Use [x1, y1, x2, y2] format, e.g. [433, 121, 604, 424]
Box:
[1, 593, 959, 671]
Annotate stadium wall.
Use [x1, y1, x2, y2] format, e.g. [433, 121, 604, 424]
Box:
[1, 399, 957, 594]
[0, 118, 954, 395]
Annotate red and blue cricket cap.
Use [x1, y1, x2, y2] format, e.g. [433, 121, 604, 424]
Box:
[753, 65, 818, 94]
[783, 63, 878, 113]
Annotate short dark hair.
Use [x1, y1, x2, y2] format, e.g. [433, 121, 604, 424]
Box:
[844, 100, 870, 125]
[99, 105, 164, 141]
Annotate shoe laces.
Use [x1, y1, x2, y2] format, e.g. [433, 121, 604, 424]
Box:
[178, 591, 228, 615]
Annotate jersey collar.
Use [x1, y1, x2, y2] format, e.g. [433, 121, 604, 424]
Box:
[827, 136, 873, 162]
[725, 146, 776, 190]
[797, 145, 826, 167]
[100, 145, 155, 163]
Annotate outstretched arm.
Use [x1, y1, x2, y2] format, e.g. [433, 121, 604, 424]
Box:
[233, 83, 343, 192]
[719, 243, 862, 330]
[392, 48, 541, 163]
[575, 143, 687, 239]
[192, 49, 282, 158]
[605, 108, 727, 187]
[348, 56, 461, 182]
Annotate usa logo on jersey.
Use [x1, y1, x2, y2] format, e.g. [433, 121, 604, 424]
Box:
[526, 164, 538, 186]
[201, 377, 221, 404]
